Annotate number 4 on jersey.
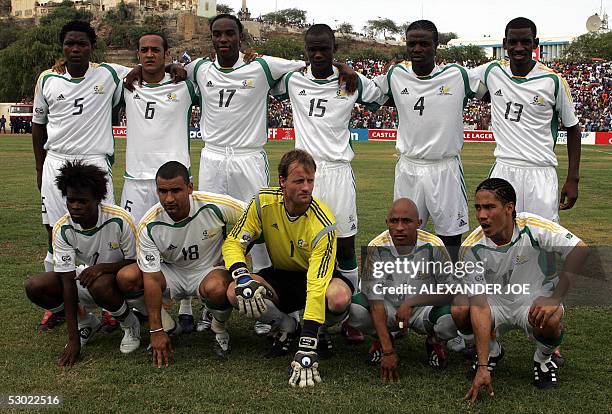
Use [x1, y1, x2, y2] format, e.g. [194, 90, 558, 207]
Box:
[413, 96, 425, 116]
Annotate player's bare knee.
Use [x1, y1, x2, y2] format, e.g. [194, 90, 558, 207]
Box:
[87, 274, 115, 300]
[226, 281, 238, 306]
[200, 279, 229, 305]
[450, 303, 471, 331]
[326, 281, 351, 313]
[117, 263, 143, 292]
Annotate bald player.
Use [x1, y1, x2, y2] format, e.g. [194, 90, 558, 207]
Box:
[348, 198, 459, 382]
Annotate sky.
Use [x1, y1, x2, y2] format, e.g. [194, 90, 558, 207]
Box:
[220, 0, 611, 39]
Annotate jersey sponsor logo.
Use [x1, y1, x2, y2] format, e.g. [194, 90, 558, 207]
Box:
[168, 244, 178, 250]
[242, 79, 255, 89]
[35, 107, 44, 114]
[400, 88, 409, 95]
[514, 255, 530, 266]
[531, 95, 546, 106]
[108, 241, 120, 250]
[335, 88, 348, 100]
[133, 93, 141, 100]
[494, 89, 503, 96]
[166, 92, 178, 102]
[350, 223, 357, 231]
[145, 254, 156, 262]
[93, 84, 105, 94]
[240, 231, 251, 245]
[565, 233, 574, 240]
[206, 80, 214, 87]
[271, 223, 279, 230]
[459, 219, 467, 227]
[438, 85, 452, 95]
[61, 255, 71, 262]
[298, 89, 307, 96]
[57, 94, 66, 101]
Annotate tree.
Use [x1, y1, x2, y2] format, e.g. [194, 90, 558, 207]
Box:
[261, 8, 306, 26]
[437, 45, 486, 65]
[262, 11, 284, 25]
[0, 2, 104, 101]
[367, 18, 399, 39]
[336, 22, 353, 34]
[216, 3, 234, 14]
[564, 32, 612, 61]
[438, 32, 457, 45]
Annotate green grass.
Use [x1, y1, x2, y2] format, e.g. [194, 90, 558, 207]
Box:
[0, 135, 611, 413]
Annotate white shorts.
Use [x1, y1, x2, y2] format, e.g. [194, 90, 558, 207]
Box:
[160, 263, 225, 301]
[355, 301, 432, 336]
[394, 155, 469, 236]
[313, 161, 357, 238]
[490, 160, 559, 223]
[198, 145, 269, 202]
[488, 292, 564, 338]
[120, 178, 158, 224]
[41, 151, 115, 226]
[75, 265, 98, 312]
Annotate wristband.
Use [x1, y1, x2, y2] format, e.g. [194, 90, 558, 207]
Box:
[149, 327, 164, 334]
[382, 350, 396, 356]
[231, 267, 250, 282]
[477, 364, 489, 367]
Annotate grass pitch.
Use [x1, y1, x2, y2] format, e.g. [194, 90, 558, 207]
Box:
[0, 136, 610, 413]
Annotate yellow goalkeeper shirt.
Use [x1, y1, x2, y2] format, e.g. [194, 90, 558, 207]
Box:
[223, 187, 337, 324]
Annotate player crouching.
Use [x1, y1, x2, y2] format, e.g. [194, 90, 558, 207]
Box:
[454, 179, 589, 401]
[25, 161, 141, 367]
[347, 198, 460, 382]
[222, 150, 353, 387]
[117, 161, 246, 368]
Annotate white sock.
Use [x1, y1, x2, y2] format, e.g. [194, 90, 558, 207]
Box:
[127, 295, 147, 316]
[458, 331, 475, 348]
[260, 299, 296, 332]
[534, 340, 556, 364]
[44, 251, 54, 272]
[179, 298, 192, 315]
[338, 266, 359, 292]
[250, 243, 272, 273]
[489, 338, 501, 358]
[209, 308, 232, 334]
[433, 314, 458, 341]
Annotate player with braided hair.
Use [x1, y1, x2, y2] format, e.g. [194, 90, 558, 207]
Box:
[453, 178, 588, 400]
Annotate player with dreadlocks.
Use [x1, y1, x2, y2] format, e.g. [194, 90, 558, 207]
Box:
[452, 178, 588, 400]
[25, 161, 141, 367]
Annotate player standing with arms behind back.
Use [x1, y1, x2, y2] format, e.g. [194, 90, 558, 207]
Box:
[272, 24, 388, 348]
[374, 20, 480, 261]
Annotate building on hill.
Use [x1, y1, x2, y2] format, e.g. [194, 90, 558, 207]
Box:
[448, 35, 576, 61]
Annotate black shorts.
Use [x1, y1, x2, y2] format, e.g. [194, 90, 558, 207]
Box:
[256, 267, 354, 314]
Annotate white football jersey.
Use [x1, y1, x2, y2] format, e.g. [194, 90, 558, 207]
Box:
[137, 192, 246, 273]
[460, 212, 581, 306]
[474, 60, 579, 167]
[375, 63, 479, 160]
[33, 63, 130, 156]
[362, 229, 452, 308]
[52, 203, 137, 273]
[186, 53, 305, 149]
[123, 74, 199, 180]
[272, 67, 387, 162]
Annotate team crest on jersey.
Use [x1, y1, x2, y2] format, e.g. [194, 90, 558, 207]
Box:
[108, 241, 120, 250]
[240, 231, 251, 245]
[335, 88, 349, 100]
[93, 84, 105, 94]
[531, 95, 546, 106]
[166, 92, 178, 102]
[57, 94, 66, 101]
[297, 239, 309, 249]
[438, 85, 452, 95]
[242, 79, 255, 89]
[202, 229, 219, 240]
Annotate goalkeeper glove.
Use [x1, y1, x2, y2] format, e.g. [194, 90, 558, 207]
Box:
[233, 267, 267, 319]
[289, 336, 322, 388]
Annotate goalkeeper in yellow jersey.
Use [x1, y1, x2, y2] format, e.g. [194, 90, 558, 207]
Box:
[222, 149, 353, 387]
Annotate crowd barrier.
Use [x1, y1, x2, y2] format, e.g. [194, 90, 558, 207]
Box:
[111, 126, 611, 145]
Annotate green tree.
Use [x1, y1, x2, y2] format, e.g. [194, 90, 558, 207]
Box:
[262, 11, 284, 25]
[564, 32, 612, 61]
[0, 18, 21, 50]
[438, 31, 457, 45]
[216, 3, 234, 14]
[437, 45, 486, 64]
[0, 2, 104, 101]
[262, 8, 306, 26]
[337, 22, 353, 34]
[256, 37, 304, 59]
[367, 18, 399, 39]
